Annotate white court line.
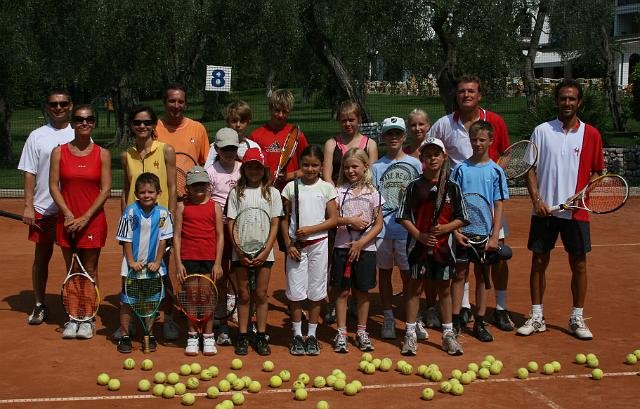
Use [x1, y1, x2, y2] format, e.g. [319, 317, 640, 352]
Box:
[1, 371, 637, 404]
[519, 384, 564, 409]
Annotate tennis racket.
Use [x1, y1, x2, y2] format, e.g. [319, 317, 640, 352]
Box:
[273, 125, 300, 182]
[125, 267, 164, 353]
[497, 140, 538, 180]
[340, 186, 378, 279]
[460, 193, 493, 290]
[378, 162, 419, 216]
[231, 207, 271, 261]
[0, 210, 44, 231]
[176, 274, 217, 336]
[426, 160, 450, 255]
[61, 235, 100, 322]
[175, 152, 198, 199]
[549, 174, 629, 214]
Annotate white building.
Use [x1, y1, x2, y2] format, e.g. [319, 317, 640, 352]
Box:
[614, 0, 640, 88]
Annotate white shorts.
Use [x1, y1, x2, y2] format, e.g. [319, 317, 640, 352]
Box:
[375, 238, 409, 270]
[285, 239, 328, 302]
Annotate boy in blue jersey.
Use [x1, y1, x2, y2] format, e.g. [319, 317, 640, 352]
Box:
[450, 120, 508, 343]
[115, 173, 174, 353]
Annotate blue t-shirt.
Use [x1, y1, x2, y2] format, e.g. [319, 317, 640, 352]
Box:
[372, 155, 422, 239]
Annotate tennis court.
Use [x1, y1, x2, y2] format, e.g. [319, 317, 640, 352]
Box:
[0, 196, 638, 409]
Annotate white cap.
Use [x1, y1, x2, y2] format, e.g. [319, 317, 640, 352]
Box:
[418, 137, 446, 153]
[381, 116, 406, 134]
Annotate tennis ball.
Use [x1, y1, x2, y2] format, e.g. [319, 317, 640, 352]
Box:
[261, 360, 275, 372]
[154, 371, 167, 384]
[335, 371, 347, 380]
[484, 354, 496, 363]
[478, 367, 490, 379]
[380, 358, 393, 371]
[269, 375, 283, 388]
[344, 382, 358, 396]
[575, 353, 587, 364]
[231, 358, 243, 370]
[107, 378, 120, 391]
[451, 383, 464, 396]
[279, 369, 292, 382]
[141, 359, 153, 370]
[181, 392, 196, 406]
[451, 369, 463, 380]
[294, 388, 308, 401]
[97, 373, 110, 385]
[333, 378, 346, 391]
[400, 364, 413, 375]
[174, 382, 186, 395]
[542, 363, 555, 375]
[396, 360, 408, 371]
[440, 381, 452, 393]
[591, 368, 604, 380]
[123, 358, 136, 370]
[231, 392, 245, 405]
[448, 378, 460, 387]
[586, 353, 597, 361]
[163, 385, 176, 399]
[152, 383, 165, 397]
[326, 374, 337, 386]
[358, 360, 368, 372]
[633, 349, 640, 359]
[206, 385, 220, 399]
[221, 399, 234, 409]
[218, 379, 231, 392]
[517, 368, 529, 379]
[430, 370, 443, 382]
[241, 375, 252, 386]
[460, 372, 473, 385]
[351, 379, 363, 392]
[232, 379, 245, 391]
[248, 380, 261, 393]
[489, 362, 502, 375]
[361, 352, 373, 362]
[313, 376, 326, 388]
[587, 357, 600, 368]
[292, 380, 306, 391]
[298, 373, 311, 385]
[167, 372, 180, 385]
[372, 358, 382, 369]
[138, 379, 151, 391]
[421, 387, 435, 400]
[179, 364, 192, 376]
[480, 360, 492, 369]
[466, 370, 477, 381]
[364, 363, 376, 374]
[625, 353, 638, 365]
[551, 361, 561, 372]
[417, 364, 429, 376]
[200, 369, 213, 381]
[187, 377, 199, 389]
[527, 361, 539, 372]
[331, 368, 344, 376]
[468, 362, 479, 373]
[190, 363, 202, 375]
[225, 372, 238, 383]
[317, 400, 330, 409]
[208, 365, 219, 377]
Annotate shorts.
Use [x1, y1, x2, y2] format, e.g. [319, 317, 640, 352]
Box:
[409, 258, 457, 281]
[120, 274, 170, 304]
[27, 211, 56, 244]
[527, 216, 591, 255]
[285, 238, 328, 302]
[375, 238, 409, 270]
[182, 260, 215, 275]
[331, 248, 377, 292]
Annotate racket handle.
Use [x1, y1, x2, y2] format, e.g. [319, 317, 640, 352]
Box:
[548, 204, 562, 212]
[482, 263, 491, 290]
[143, 335, 150, 354]
[343, 262, 352, 279]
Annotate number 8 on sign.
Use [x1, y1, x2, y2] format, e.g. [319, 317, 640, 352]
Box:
[205, 65, 232, 92]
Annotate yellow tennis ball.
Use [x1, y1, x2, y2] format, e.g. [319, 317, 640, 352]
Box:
[542, 363, 555, 375]
[333, 378, 346, 391]
[451, 383, 464, 396]
[294, 388, 308, 401]
[231, 358, 243, 370]
[174, 382, 186, 395]
[440, 381, 452, 393]
[364, 363, 376, 374]
[269, 375, 283, 388]
[344, 382, 358, 396]
[379, 358, 392, 372]
[371, 358, 382, 369]
[586, 353, 597, 362]
[279, 369, 291, 382]
[138, 379, 151, 391]
[517, 368, 529, 379]
[331, 368, 344, 376]
[200, 369, 213, 381]
[421, 387, 435, 400]
[107, 378, 120, 391]
[181, 392, 196, 406]
[97, 373, 110, 386]
[478, 367, 490, 379]
[123, 358, 136, 370]
[625, 353, 638, 365]
[468, 362, 479, 373]
[325, 375, 337, 386]
[225, 372, 238, 383]
[291, 380, 306, 391]
[241, 375, 252, 386]
[460, 372, 473, 385]
[248, 380, 261, 393]
[633, 349, 640, 359]
[527, 361, 539, 372]
[218, 379, 231, 392]
[154, 372, 167, 384]
[141, 359, 153, 370]
[298, 373, 311, 385]
[591, 368, 604, 380]
[208, 365, 220, 377]
[451, 369, 463, 380]
[484, 355, 496, 363]
[587, 357, 600, 368]
[167, 372, 180, 385]
[465, 370, 477, 381]
[396, 360, 408, 371]
[186, 377, 200, 389]
[162, 385, 176, 399]
[430, 370, 443, 382]
[313, 376, 326, 388]
[262, 360, 275, 372]
[361, 352, 373, 362]
[489, 362, 502, 375]
[190, 363, 202, 375]
[180, 364, 192, 376]
[417, 364, 429, 376]
[152, 384, 165, 396]
[206, 385, 220, 399]
[232, 379, 245, 391]
[317, 400, 330, 409]
[231, 392, 245, 405]
[551, 361, 561, 372]
[575, 353, 587, 364]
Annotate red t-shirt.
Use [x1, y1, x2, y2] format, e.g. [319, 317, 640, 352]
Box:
[452, 109, 510, 161]
[180, 198, 218, 260]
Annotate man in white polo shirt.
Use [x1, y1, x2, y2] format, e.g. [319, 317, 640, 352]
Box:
[518, 78, 604, 340]
[18, 89, 75, 325]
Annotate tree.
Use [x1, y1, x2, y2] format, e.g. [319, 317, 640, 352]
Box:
[521, 0, 551, 112]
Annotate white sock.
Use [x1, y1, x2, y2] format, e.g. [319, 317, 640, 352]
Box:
[462, 282, 471, 309]
[292, 321, 302, 337]
[307, 323, 318, 338]
[532, 304, 543, 318]
[383, 309, 394, 320]
[495, 290, 507, 311]
[571, 307, 583, 318]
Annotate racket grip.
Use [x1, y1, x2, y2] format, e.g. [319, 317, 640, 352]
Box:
[143, 335, 150, 354]
[482, 264, 491, 290]
[548, 205, 562, 212]
[343, 262, 352, 279]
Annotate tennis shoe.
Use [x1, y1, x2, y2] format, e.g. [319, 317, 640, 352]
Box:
[416, 321, 429, 340]
[304, 335, 321, 355]
[62, 320, 78, 339]
[332, 332, 349, 353]
[216, 325, 233, 346]
[516, 315, 546, 336]
[472, 321, 493, 342]
[227, 296, 237, 323]
[290, 335, 306, 356]
[28, 304, 47, 325]
[355, 331, 374, 351]
[203, 336, 217, 355]
[380, 316, 396, 339]
[568, 316, 593, 340]
[493, 309, 515, 331]
[442, 331, 464, 356]
[235, 334, 249, 356]
[185, 334, 200, 356]
[148, 335, 157, 352]
[424, 306, 442, 329]
[254, 333, 271, 356]
[117, 335, 132, 353]
[112, 325, 136, 341]
[76, 322, 94, 339]
[401, 331, 417, 356]
[163, 316, 180, 341]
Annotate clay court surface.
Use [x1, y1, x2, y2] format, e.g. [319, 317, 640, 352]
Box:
[0, 197, 638, 408]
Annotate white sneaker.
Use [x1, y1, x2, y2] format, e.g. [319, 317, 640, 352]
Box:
[203, 336, 217, 355]
[442, 331, 463, 356]
[516, 315, 546, 336]
[185, 335, 200, 356]
[401, 331, 417, 356]
[76, 322, 94, 339]
[62, 321, 78, 339]
[568, 316, 593, 340]
[416, 321, 429, 340]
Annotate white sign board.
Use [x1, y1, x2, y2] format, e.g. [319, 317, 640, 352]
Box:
[205, 65, 231, 92]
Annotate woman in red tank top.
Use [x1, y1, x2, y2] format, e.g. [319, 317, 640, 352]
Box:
[49, 105, 112, 339]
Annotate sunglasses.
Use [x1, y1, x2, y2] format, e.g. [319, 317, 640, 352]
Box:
[132, 119, 154, 126]
[72, 115, 96, 124]
[47, 101, 70, 108]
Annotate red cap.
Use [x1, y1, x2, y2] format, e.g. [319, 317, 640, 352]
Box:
[242, 147, 265, 165]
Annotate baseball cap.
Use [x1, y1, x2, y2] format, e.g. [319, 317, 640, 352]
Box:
[381, 116, 406, 134]
[186, 166, 210, 185]
[215, 127, 239, 148]
[242, 148, 265, 165]
[418, 137, 446, 154]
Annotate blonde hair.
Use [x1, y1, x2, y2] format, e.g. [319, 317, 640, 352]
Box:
[338, 100, 362, 122]
[235, 163, 272, 202]
[225, 100, 252, 122]
[337, 147, 375, 189]
[268, 89, 294, 113]
[406, 108, 430, 125]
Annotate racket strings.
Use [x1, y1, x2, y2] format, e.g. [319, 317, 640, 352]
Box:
[178, 276, 217, 320]
[584, 177, 628, 212]
[233, 209, 270, 255]
[461, 196, 492, 240]
[499, 141, 537, 179]
[62, 274, 99, 320]
[380, 164, 417, 211]
[342, 196, 375, 226]
[126, 276, 163, 317]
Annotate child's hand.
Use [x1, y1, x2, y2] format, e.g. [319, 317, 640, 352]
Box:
[251, 250, 268, 266]
[211, 264, 223, 281]
[176, 263, 187, 283]
[417, 232, 436, 246]
[128, 261, 144, 272]
[287, 244, 301, 262]
[347, 240, 364, 262]
[533, 199, 551, 217]
[147, 261, 161, 273]
[454, 231, 470, 247]
[296, 227, 312, 239]
[485, 236, 500, 252]
[348, 214, 368, 231]
[238, 254, 252, 267]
